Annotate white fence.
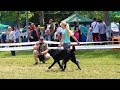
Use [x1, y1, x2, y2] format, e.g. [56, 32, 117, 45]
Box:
[0, 41, 120, 51]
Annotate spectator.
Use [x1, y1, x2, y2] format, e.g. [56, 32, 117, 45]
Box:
[1, 31, 6, 43]
[33, 36, 51, 65]
[29, 25, 39, 42]
[29, 23, 36, 31]
[6, 26, 16, 56]
[74, 27, 81, 42]
[49, 19, 55, 41]
[91, 18, 100, 42]
[35, 25, 41, 39]
[13, 26, 21, 43]
[86, 26, 93, 42]
[54, 22, 62, 41]
[44, 24, 51, 41]
[98, 20, 107, 42]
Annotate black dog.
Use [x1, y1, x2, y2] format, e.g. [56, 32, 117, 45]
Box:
[48, 45, 81, 71]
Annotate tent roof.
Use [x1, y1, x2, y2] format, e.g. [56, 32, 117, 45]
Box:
[0, 23, 9, 30]
[62, 13, 93, 24]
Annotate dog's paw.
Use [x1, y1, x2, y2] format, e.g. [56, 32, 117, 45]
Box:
[48, 67, 51, 69]
[76, 68, 81, 70]
[61, 69, 65, 72]
[78, 68, 81, 70]
[60, 66, 63, 69]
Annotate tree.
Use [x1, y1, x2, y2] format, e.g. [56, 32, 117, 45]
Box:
[37, 11, 44, 26]
[17, 11, 20, 29]
[109, 11, 120, 22]
[104, 11, 111, 26]
[0, 11, 17, 25]
[0, 11, 34, 27]
[76, 11, 100, 19]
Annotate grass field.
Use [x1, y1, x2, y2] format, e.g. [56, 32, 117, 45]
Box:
[0, 49, 120, 79]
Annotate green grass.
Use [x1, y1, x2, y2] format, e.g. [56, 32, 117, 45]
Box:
[0, 50, 120, 79]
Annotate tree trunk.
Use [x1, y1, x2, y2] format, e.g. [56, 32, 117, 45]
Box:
[104, 11, 112, 39]
[104, 11, 111, 26]
[26, 11, 29, 31]
[17, 11, 20, 29]
[37, 11, 44, 26]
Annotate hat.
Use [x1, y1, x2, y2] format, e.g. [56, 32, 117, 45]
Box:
[8, 26, 12, 29]
[39, 36, 44, 40]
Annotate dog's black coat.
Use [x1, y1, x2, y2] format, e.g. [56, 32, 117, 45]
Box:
[48, 45, 81, 71]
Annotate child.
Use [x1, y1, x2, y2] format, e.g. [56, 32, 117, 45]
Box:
[86, 27, 93, 42]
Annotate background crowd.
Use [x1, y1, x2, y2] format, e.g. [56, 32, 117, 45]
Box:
[0, 18, 120, 46]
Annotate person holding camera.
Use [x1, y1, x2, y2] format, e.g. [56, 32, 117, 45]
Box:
[33, 36, 51, 65]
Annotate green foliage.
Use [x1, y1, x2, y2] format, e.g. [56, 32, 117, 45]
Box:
[0, 11, 17, 23]
[20, 11, 34, 25]
[77, 11, 104, 20]
[0, 11, 34, 27]
[43, 11, 104, 23]
[110, 11, 120, 22]
[1, 11, 120, 27]
[42, 11, 74, 24]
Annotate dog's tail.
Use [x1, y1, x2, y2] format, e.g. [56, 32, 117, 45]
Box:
[71, 45, 76, 52]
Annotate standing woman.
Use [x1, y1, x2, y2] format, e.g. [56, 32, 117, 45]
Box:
[74, 27, 81, 42]
[49, 19, 55, 41]
[59, 21, 80, 50]
[6, 26, 16, 56]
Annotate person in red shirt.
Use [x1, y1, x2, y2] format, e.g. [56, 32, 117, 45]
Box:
[29, 23, 36, 31]
[74, 27, 81, 41]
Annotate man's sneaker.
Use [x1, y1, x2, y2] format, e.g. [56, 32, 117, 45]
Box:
[33, 62, 38, 65]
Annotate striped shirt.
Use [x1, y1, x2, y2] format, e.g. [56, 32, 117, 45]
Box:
[98, 23, 106, 34]
[14, 29, 21, 39]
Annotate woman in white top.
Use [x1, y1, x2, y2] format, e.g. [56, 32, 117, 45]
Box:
[6, 26, 16, 56]
[54, 22, 62, 41]
[6, 26, 16, 43]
